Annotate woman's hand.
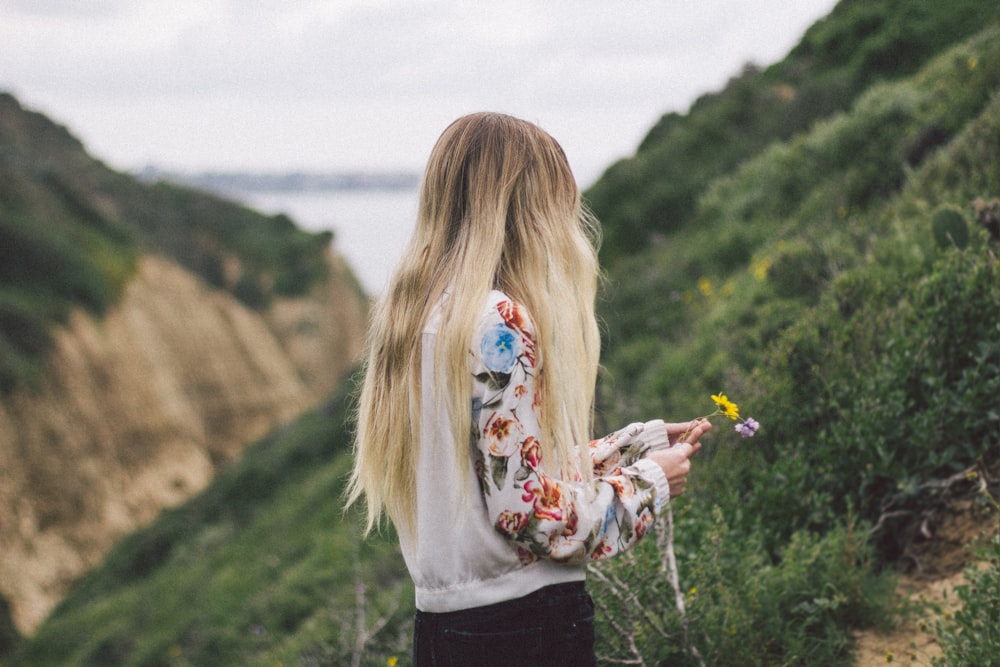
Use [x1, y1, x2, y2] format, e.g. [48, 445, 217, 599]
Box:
[649, 419, 710, 497]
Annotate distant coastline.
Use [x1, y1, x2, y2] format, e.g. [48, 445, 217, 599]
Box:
[135, 166, 420, 195]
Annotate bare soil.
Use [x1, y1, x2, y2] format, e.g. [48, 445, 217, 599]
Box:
[853, 489, 999, 666]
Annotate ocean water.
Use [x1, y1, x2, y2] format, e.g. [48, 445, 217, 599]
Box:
[237, 187, 419, 296]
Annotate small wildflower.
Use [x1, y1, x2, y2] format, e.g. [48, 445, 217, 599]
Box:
[698, 276, 713, 298]
[752, 256, 772, 281]
[885, 650, 894, 662]
[711, 393, 740, 420]
[679, 393, 761, 442]
[387, 657, 399, 667]
[965, 469, 979, 480]
[735, 417, 759, 438]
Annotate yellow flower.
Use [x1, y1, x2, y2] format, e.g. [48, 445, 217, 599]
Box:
[752, 256, 772, 281]
[711, 393, 740, 420]
[387, 657, 399, 667]
[697, 276, 713, 298]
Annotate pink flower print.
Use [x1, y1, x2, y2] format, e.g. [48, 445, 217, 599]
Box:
[484, 413, 522, 457]
[521, 436, 542, 470]
[497, 509, 529, 536]
[522, 477, 564, 522]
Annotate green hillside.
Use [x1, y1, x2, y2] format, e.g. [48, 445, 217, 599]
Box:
[6, 0, 1000, 665]
[588, 0, 1000, 265]
[5, 384, 414, 667]
[0, 93, 334, 391]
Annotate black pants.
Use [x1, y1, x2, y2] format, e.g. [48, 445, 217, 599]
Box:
[413, 581, 596, 666]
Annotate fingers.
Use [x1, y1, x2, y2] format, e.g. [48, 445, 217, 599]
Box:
[649, 443, 694, 480]
[665, 421, 695, 437]
[648, 417, 715, 497]
[669, 440, 698, 458]
[666, 419, 712, 447]
[667, 456, 691, 497]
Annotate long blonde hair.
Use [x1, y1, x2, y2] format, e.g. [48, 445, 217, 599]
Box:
[347, 112, 602, 535]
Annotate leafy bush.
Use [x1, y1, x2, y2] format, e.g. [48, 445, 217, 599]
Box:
[739, 244, 999, 558]
[590, 506, 895, 666]
[934, 533, 1000, 667]
[932, 206, 970, 249]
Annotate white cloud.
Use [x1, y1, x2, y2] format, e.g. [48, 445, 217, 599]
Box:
[0, 0, 840, 184]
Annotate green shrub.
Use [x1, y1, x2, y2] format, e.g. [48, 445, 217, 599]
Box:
[742, 244, 999, 556]
[934, 533, 1000, 667]
[590, 507, 896, 667]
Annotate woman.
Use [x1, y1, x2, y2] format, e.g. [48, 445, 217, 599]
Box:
[347, 112, 710, 666]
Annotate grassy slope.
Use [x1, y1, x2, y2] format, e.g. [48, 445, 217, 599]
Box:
[587, 0, 1000, 266]
[0, 93, 335, 391]
[587, 15, 1000, 667]
[7, 382, 414, 667]
[7, 2, 1000, 666]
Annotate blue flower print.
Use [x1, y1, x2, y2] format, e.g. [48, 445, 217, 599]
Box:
[481, 323, 520, 373]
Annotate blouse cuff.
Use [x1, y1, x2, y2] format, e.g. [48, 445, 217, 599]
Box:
[640, 419, 671, 451]
[629, 457, 671, 515]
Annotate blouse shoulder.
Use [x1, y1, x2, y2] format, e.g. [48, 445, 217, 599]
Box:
[480, 290, 536, 334]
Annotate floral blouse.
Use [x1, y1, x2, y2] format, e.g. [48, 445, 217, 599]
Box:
[470, 294, 671, 565]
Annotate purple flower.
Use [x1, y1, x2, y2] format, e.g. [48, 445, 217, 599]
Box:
[735, 417, 759, 438]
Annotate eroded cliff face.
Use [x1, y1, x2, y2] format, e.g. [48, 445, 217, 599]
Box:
[0, 253, 366, 634]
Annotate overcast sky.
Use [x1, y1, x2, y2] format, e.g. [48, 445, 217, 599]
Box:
[1, 0, 839, 188]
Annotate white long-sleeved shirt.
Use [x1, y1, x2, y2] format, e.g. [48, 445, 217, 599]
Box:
[400, 290, 671, 612]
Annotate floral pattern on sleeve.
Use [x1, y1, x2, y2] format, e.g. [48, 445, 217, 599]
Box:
[470, 295, 669, 565]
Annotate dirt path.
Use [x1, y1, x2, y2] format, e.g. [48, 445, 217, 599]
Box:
[853, 497, 998, 666]
[853, 570, 964, 665]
